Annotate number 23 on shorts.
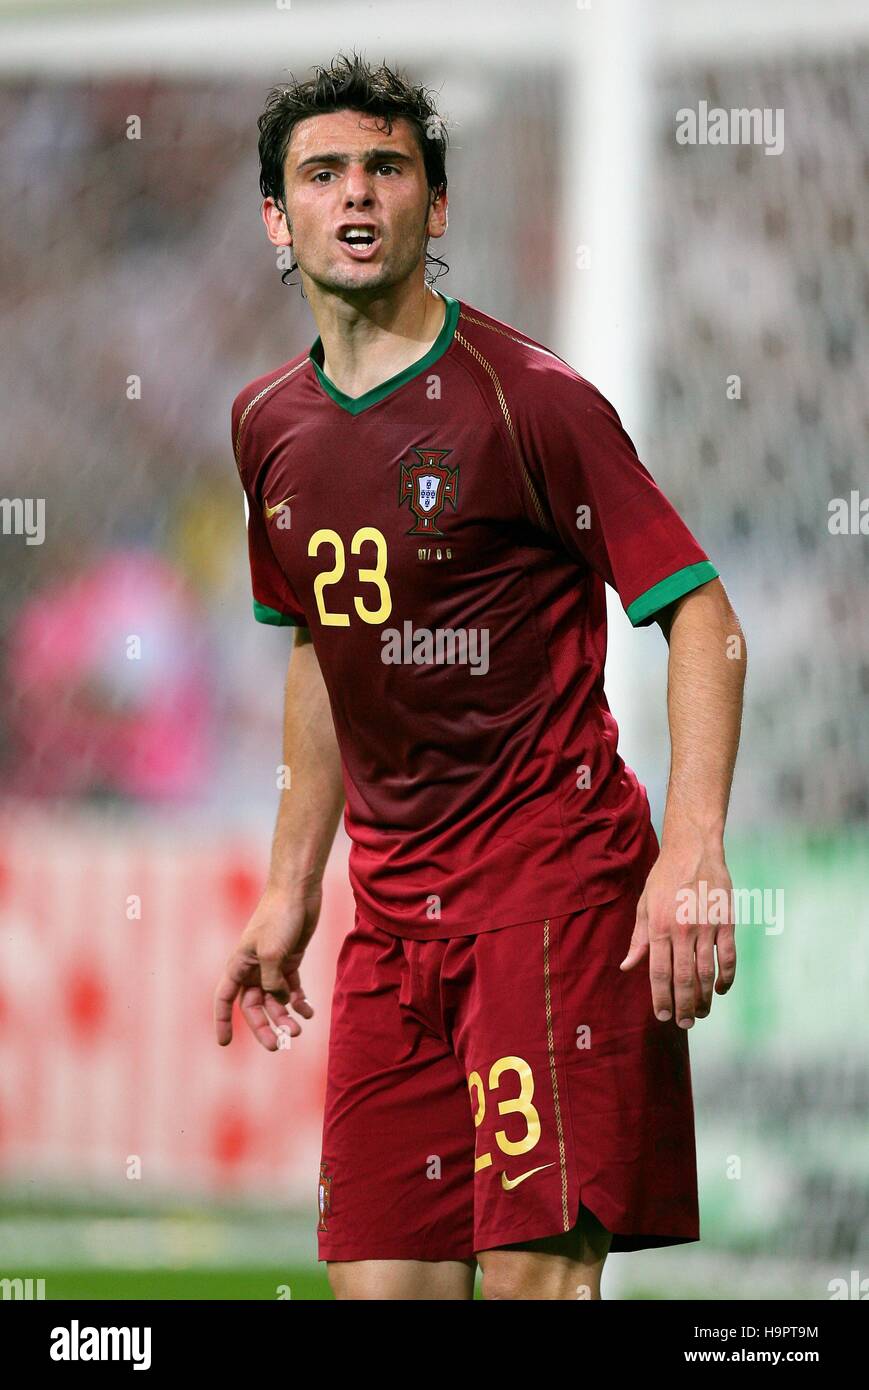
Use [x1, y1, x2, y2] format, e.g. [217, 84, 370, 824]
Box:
[468, 1055, 543, 1173]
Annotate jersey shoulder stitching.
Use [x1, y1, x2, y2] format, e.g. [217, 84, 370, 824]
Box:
[234, 357, 309, 466]
[453, 324, 554, 536]
[457, 307, 571, 370]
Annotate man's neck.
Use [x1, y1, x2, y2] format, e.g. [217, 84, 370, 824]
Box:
[311, 282, 446, 401]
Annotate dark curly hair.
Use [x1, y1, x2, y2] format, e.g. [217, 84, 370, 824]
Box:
[257, 50, 449, 288]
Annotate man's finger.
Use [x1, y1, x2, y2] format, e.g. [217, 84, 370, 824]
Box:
[714, 922, 737, 993]
[694, 930, 716, 1017]
[262, 990, 301, 1037]
[214, 975, 238, 1046]
[286, 967, 314, 1018]
[239, 984, 282, 1051]
[648, 932, 673, 1021]
[213, 952, 254, 1045]
[672, 927, 697, 1028]
[620, 902, 649, 971]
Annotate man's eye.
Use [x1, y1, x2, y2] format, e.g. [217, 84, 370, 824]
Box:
[313, 171, 334, 183]
[377, 164, 399, 175]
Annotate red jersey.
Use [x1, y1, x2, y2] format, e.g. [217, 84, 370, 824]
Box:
[232, 290, 718, 938]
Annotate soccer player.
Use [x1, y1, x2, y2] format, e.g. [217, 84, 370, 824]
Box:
[214, 52, 746, 1301]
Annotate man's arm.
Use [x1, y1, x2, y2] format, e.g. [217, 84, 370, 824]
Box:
[214, 626, 346, 1049]
[620, 577, 747, 1026]
[266, 625, 346, 903]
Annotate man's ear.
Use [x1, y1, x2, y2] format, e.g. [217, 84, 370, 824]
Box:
[262, 196, 292, 248]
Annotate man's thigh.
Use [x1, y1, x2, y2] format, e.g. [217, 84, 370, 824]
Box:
[327, 1258, 476, 1301]
[318, 913, 477, 1278]
[476, 1204, 612, 1301]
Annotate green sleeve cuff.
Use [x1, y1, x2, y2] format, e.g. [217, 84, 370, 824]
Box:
[626, 560, 719, 627]
[253, 599, 304, 627]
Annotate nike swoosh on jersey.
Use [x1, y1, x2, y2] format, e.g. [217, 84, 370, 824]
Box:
[500, 1162, 556, 1191]
[264, 494, 296, 519]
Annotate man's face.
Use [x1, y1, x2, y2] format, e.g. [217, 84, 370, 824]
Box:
[262, 108, 447, 296]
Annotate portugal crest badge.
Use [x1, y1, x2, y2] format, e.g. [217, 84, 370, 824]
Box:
[317, 1162, 333, 1232]
[399, 447, 458, 536]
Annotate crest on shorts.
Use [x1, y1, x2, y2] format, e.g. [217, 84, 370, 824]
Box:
[317, 1161, 333, 1232]
[399, 448, 458, 536]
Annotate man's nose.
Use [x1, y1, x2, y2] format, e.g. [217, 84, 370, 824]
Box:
[343, 166, 375, 205]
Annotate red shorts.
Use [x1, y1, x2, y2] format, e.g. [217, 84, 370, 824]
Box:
[317, 875, 699, 1262]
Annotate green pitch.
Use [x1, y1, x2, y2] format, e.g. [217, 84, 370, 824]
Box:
[9, 1267, 333, 1300]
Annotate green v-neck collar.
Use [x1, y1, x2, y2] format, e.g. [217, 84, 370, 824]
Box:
[308, 290, 460, 415]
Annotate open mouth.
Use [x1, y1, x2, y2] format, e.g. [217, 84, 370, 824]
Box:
[337, 225, 382, 260]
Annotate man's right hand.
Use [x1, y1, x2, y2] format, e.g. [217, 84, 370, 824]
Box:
[213, 886, 320, 1051]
